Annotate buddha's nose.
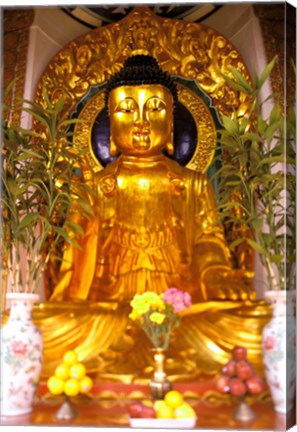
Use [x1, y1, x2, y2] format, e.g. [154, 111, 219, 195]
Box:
[134, 119, 149, 129]
[134, 108, 149, 126]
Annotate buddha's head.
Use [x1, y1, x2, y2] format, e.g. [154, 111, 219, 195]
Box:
[105, 55, 178, 157]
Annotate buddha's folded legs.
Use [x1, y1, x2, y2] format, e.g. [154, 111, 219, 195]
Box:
[33, 299, 271, 382]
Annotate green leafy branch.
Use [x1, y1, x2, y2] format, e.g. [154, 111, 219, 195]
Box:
[1, 84, 94, 293]
[212, 57, 296, 291]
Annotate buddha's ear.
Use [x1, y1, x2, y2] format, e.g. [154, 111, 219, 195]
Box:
[165, 131, 174, 155]
[109, 136, 118, 156]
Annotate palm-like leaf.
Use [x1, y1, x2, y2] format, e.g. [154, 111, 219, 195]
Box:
[1, 83, 94, 293]
[212, 57, 296, 291]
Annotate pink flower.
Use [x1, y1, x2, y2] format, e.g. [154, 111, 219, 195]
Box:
[183, 292, 192, 308]
[163, 288, 192, 313]
[264, 336, 276, 351]
[11, 341, 28, 356]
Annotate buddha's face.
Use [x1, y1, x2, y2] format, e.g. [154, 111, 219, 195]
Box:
[109, 84, 173, 157]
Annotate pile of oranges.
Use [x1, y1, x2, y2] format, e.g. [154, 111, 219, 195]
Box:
[128, 390, 196, 419]
[47, 350, 93, 397]
[155, 390, 196, 419]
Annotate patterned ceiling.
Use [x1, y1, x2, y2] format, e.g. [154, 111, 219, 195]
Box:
[61, 4, 222, 29]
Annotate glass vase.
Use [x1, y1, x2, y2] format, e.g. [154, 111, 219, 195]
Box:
[149, 347, 172, 400]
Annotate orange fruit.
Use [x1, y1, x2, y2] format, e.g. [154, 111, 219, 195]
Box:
[54, 363, 70, 381]
[79, 376, 93, 394]
[69, 363, 86, 380]
[63, 350, 78, 366]
[64, 378, 80, 397]
[156, 404, 174, 419]
[154, 400, 167, 412]
[47, 376, 65, 395]
[164, 390, 184, 409]
[174, 402, 196, 419]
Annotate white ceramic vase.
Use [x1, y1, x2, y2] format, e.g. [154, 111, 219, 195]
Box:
[0, 293, 43, 416]
[262, 290, 296, 414]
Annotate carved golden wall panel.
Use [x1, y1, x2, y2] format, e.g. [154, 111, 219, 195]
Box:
[35, 6, 252, 140]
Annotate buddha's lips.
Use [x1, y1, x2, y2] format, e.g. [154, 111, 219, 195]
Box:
[133, 129, 150, 137]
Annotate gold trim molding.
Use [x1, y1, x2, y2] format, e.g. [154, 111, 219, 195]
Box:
[4, 9, 35, 125]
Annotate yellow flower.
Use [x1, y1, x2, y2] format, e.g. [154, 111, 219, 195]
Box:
[141, 292, 166, 311]
[129, 310, 139, 321]
[142, 292, 159, 303]
[150, 312, 165, 324]
[156, 299, 166, 311]
[130, 295, 150, 315]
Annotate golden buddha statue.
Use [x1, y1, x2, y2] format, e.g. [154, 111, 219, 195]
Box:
[34, 55, 271, 382]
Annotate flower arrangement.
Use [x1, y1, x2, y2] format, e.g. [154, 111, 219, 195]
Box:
[129, 288, 192, 349]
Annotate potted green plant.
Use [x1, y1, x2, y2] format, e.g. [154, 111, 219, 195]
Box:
[1, 82, 93, 416]
[212, 57, 296, 414]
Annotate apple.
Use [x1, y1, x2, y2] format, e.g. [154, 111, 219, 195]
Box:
[216, 374, 230, 393]
[232, 346, 247, 360]
[128, 403, 143, 418]
[222, 359, 236, 377]
[139, 404, 156, 419]
[229, 378, 247, 397]
[246, 375, 264, 395]
[235, 359, 254, 380]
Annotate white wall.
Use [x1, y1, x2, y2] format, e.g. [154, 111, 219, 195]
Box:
[23, 7, 89, 106]
[203, 3, 268, 77]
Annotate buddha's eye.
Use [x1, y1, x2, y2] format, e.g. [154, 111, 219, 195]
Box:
[147, 98, 166, 112]
[116, 99, 136, 113]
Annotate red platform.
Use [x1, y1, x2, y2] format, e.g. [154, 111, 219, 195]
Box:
[1, 380, 295, 430]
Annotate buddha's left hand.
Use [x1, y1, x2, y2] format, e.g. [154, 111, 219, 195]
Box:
[201, 266, 256, 301]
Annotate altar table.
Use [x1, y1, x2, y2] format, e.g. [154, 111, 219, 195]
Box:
[1, 397, 295, 430]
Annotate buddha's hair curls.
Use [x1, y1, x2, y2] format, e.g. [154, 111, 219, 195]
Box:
[104, 54, 178, 110]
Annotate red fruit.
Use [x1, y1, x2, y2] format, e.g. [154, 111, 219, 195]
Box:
[216, 374, 230, 393]
[246, 375, 264, 395]
[139, 405, 156, 419]
[128, 403, 143, 418]
[222, 359, 236, 377]
[235, 359, 254, 380]
[229, 378, 247, 397]
[232, 346, 247, 360]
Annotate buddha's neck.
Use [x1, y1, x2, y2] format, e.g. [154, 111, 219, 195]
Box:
[119, 154, 168, 168]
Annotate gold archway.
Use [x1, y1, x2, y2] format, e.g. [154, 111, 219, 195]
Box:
[35, 6, 252, 174]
